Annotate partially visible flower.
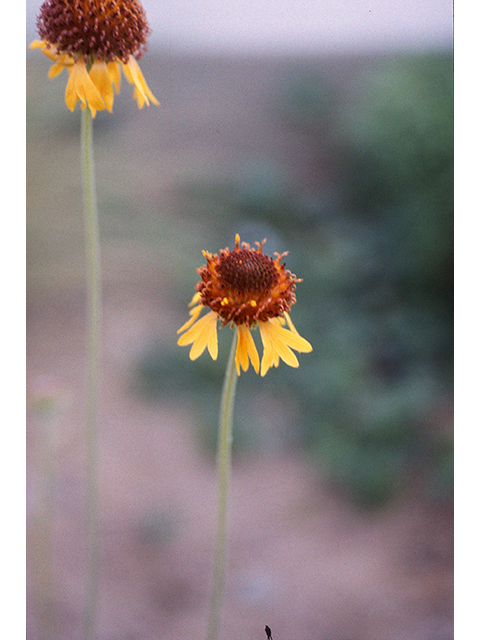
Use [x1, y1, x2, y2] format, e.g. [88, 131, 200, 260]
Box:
[30, 0, 159, 117]
[177, 235, 312, 376]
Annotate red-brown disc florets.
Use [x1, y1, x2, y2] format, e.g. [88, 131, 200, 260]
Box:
[217, 249, 278, 294]
[36, 0, 150, 63]
[196, 236, 300, 327]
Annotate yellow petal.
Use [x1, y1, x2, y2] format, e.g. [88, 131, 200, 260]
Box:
[235, 325, 260, 375]
[177, 313, 208, 346]
[122, 57, 160, 108]
[268, 321, 300, 368]
[259, 318, 311, 376]
[30, 39, 46, 50]
[89, 59, 115, 112]
[278, 326, 313, 353]
[177, 304, 204, 334]
[40, 45, 63, 63]
[246, 328, 260, 372]
[235, 325, 249, 374]
[189, 291, 202, 307]
[107, 61, 122, 94]
[65, 60, 106, 116]
[270, 331, 300, 368]
[206, 318, 219, 360]
[48, 62, 65, 79]
[284, 312, 299, 335]
[177, 310, 218, 361]
[259, 323, 277, 376]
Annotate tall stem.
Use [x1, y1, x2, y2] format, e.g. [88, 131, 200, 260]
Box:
[81, 108, 102, 640]
[206, 331, 239, 640]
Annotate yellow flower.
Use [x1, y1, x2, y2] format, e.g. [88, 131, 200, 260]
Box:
[30, 0, 159, 117]
[177, 235, 312, 376]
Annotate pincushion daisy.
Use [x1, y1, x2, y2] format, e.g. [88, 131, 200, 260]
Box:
[177, 235, 312, 376]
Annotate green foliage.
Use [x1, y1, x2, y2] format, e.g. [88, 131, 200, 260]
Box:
[297, 53, 453, 505]
[340, 53, 454, 300]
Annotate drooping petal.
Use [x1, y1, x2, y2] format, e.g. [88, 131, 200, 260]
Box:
[64, 63, 83, 112]
[29, 40, 45, 50]
[259, 318, 312, 376]
[65, 60, 106, 117]
[284, 312, 299, 335]
[235, 325, 260, 375]
[268, 326, 300, 368]
[189, 292, 202, 307]
[177, 303, 204, 334]
[122, 57, 160, 108]
[277, 324, 313, 353]
[30, 39, 56, 61]
[88, 59, 115, 112]
[107, 61, 122, 94]
[48, 62, 66, 79]
[32, 40, 73, 67]
[206, 317, 219, 360]
[258, 323, 277, 376]
[244, 326, 260, 373]
[235, 327, 248, 375]
[177, 310, 218, 361]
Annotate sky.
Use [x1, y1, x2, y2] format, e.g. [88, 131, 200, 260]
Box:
[26, 0, 453, 55]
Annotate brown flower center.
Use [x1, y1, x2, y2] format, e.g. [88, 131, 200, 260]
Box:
[196, 238, 299, 327]
[217, 249, 278, 297]
[36, 0, 150, 63]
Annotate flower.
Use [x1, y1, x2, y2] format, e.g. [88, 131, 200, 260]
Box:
[177, 235, 312, 376]
[30, 0, 159, 117]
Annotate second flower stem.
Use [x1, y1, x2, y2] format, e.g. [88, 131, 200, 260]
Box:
[206, 331, 239, 640]
[81, 108, 102, 640]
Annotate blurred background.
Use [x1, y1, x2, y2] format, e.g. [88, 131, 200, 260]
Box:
[26, 1, 453, 639]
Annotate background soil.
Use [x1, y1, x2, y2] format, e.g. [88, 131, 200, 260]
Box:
[26, 51, 453, 640]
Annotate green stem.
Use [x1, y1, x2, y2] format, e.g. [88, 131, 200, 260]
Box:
[81, 108, 102, 640]
[206, 331, 239, 640]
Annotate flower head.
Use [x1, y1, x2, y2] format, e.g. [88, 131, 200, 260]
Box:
[177, 235, 312, 376]
[30, 0, 159, 117]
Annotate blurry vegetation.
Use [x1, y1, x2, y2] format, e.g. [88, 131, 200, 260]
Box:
[27, 49, 453, 508]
